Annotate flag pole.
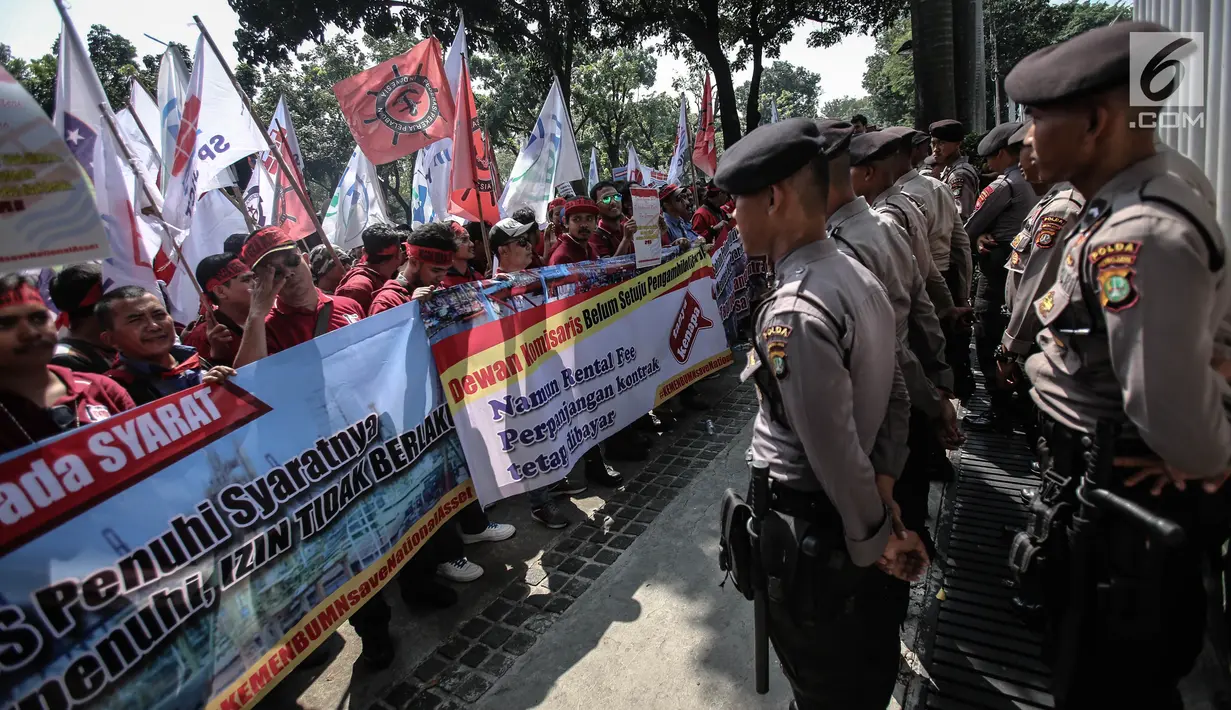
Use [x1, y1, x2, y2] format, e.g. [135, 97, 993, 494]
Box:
[193, 15, 344, 272]
[222, 186, 257, 231]
[124, 97, 163, 180]
[98, 103, 205, 299]
[460, 56, 494, 277]
[686, 91, 699, 203]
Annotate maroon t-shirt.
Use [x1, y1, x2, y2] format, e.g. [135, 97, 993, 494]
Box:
[548, 236, 592, 265]
[369, 279, 413, 315]
[180, 311, 242, 367]
[0, 365, 135, 455]
[334, 265, 388, 315]
[440, 265, 481, 289]
[589, 216, 624, 259]
[264, 290, 365, 354]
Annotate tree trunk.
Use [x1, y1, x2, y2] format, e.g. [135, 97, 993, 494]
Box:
[951, 0, 983, 132]
[910, 0, 957, 129]
[744, 0, 764, 134]
[700, 45, 743, 148]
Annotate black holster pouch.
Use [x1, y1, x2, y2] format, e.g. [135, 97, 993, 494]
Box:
[1008, 427, 1075, 627]
[719, 488, 756, 600]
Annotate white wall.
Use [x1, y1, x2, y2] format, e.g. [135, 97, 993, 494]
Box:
[1135, 0, 1230, 233]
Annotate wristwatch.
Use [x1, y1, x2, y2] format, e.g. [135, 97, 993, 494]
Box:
[993, 344, 1019, 365]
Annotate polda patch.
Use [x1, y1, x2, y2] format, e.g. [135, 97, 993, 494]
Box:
[1034, 215, 1067, 249]
[1088, 241, 1141, 270]
[1097, 267, 1138, 312]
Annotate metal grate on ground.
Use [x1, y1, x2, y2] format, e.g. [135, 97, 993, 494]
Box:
[915, 373, 1057, 710]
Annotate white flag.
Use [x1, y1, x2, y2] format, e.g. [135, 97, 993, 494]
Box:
[243, 161, 278, 228]
[324, 146, 391, 249]
[500, 78, 584, 223]
[412, 20, 469, 224]
[252, 95, 314, 239]
[770, 97, 780, 123]
[114, 108, 162, 210]
[52, 11, 108, 181]
[156, 47, 191, 192]
[163, 35, 268, 231]
[95, 123, 163, 300]
[666, 95, 690, 185]
[129, 79, 161, 157]
[626, 144, 643, 186]
[588, 147, 599, 194]
[163, 189, 252, 324]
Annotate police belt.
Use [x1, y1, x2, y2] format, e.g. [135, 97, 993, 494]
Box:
[766, 482, 840, 526]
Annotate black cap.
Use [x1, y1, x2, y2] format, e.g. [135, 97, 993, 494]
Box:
[713, 118, 825, 195]
[816, 119, 854, 157]
[1010, 121, 1030, 145]
[929, 119, 965, 142]
[977, 121, 1025, 157]
[849, 131, 903, 166]
[1006, 21, 1170, 106]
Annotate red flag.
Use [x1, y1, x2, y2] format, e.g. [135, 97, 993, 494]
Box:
[333, 37, 456, 165]
[693, 73, 717, 177]
[448, 57, 498, 223]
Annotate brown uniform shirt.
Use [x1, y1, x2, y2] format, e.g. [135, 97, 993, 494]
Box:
[1002, 183, 1084, 353]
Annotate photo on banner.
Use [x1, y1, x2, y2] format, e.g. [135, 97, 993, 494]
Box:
[0, 305, 471, 710]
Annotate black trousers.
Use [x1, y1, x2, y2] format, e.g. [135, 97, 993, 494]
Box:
[942, 266, 975, 402]
[1033, 419, 1217, 709]
[349, 522, 465, 641]
[763, 512, 903, 710]
[899, 409, 935, 550]
[974, 247, 1011, 411]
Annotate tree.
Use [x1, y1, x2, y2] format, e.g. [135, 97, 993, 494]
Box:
[470, 48, 552, 158]
[820, 95, 875, 122]
[229, 0, 594, 104]
[570, 49, 657, 170]
[736, 61, 822, 125]
[910, 0, 954, 127]
[3, 45, 57, 116]
[83, 25, 141, 111]
[626, 92, 683, 170]
[863, 16, 915, 127]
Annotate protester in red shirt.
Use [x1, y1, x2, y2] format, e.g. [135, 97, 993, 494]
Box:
[47, 263, 116, 374]
[589, 181, 637, 258]
[334, 224, 407, 314]
[181, 253, 253, 367]
[308, 244, 353, 295]
[233, 226, 365, 366]
[692, 184, 734, 250]
[440, 221, 482, 288]
[370, 223, 458, 315]
[96, 286, 234, 406]
[549, 198, 601, 265]
[0, 274, 135, 455]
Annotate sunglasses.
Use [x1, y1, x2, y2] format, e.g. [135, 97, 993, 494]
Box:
[599, 194, 623, 205]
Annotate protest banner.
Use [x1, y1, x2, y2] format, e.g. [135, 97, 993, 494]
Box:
[0, 304, 473, 710]
[629, 186, 663, 268]
[0, 67, 109, 271]
[426, 249, 733, 504]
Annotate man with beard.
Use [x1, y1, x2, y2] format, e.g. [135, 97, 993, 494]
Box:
[549, 198, 601, 265]
[369, 223, 458, 315]
[589, 180, 636, 258]
[335, 223, 408, 314]
[48, 263, 116, 374]
[440, 221, 483, 288]
[0, 274, 134, 455]
[233, 226, 366, 366]
[181, 253, 255, 367]
[96, 286, 235, 406]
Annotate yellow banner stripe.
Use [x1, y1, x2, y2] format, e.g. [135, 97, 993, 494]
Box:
[654, 350, 734, 407]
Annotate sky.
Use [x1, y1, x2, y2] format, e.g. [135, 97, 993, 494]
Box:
[8, 0, 876, 102]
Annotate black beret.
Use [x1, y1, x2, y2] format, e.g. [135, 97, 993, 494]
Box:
[849, 131, 903, 166]
[713, 117, 825, 195]
[1010, 121, 1030, 145]
[1006, 21, 1169, 106]
[977, 121, 1024, 157]
[929, 119, 965, 142]
[881, 126, 924, 149]
[816, 119, 854, 157]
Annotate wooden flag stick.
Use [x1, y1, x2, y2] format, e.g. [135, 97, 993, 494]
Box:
[193, 15, 345, 272]
[98, 103, 205, 299]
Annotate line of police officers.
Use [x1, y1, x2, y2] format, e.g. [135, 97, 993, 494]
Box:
[722, 21, 1229, 710]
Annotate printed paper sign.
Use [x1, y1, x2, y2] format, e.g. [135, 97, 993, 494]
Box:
[630, 186, 663, 269]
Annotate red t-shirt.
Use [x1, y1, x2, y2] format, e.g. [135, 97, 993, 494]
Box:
[180, 311, 243, 367]
[692, 205, 732, 251]
[334, 265, 388, 315]
[264, 290, 365, 354]
[589, 216, 624, 259]
[369, 280, 413, 315]
[440, 265, 481, 289]
[548, 236, 592, 265]
[0, 366, 135, 455]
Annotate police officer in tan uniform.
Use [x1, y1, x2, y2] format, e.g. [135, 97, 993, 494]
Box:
[1005, 21, 1230, 709]
[716, 117, 929, 710]
[930, 119, 981, 221]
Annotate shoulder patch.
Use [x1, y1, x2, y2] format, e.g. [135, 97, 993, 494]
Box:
[761, 324, 792, 341]
[1034, 215, 1067, 249]
[761, 324, 792, 379]
[1087, 241, 1141, 270]
[1097, 267, 1138, 312]
[974, 184, 996, 211]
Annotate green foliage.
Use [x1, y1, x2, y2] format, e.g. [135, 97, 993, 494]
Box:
[2, 44, 57, 116]
[820, 95, 876, 122]
[84, 25, 141, 111]
[861, 16, 914, 127]
[736, 61, 822, 124]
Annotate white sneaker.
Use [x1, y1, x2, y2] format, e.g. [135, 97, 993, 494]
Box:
[437, 557, 484, 583]
[460, 521, 516, 544]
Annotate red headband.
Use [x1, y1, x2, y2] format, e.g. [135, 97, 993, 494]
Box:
[405, 245, 454, 266]
[563, 198, 600, 218]
[361, 244, 402, 264]
[0, 283, 46, 310]
[204, 259, 251, 293]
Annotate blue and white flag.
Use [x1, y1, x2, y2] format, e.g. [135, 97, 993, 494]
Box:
[409, 20, 468, 226]
[666, 94, 690, 185]
[156, 47, 190, 192]
[500, 78, 584, 224]
[770, 97, 780, 123]
[52, 6, 108, 181]
[588, 146, 599, 194]
[324, 146, 391, 249]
